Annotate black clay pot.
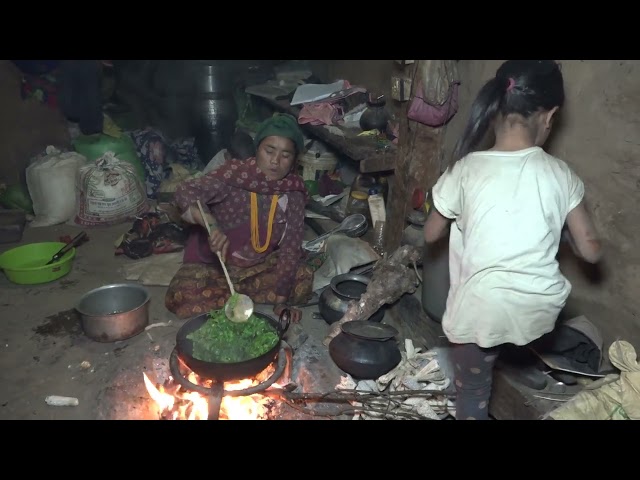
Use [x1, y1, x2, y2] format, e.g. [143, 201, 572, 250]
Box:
[318, 273, 385, 325]
[359, 96, 390, 132]
[329, 321, 402, 380]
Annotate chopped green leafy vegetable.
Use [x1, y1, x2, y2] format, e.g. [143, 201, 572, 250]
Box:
[227, 292, 239, 311]
[186, 308, 279, 363]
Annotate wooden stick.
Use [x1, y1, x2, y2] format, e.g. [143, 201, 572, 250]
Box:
[217, 253, 235, 296]
[264, 388, 455, 402]
[196, 200, 235, 295]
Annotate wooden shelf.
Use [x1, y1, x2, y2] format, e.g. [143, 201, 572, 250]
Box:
[253, 96, 398, 174]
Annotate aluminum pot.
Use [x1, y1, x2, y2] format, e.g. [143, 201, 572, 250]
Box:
[76, 284, 150, 342]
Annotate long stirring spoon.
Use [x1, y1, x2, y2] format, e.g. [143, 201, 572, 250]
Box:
[196, 200, 254, 323]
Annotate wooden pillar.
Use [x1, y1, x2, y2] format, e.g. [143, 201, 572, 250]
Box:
[384, 60, 449, 252]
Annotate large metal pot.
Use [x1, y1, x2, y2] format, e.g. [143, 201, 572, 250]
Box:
[76, 284, 150, 342]
[318, 273, 385, 324]
[193, 60, 238, 162]
[421, 236, 449, 324]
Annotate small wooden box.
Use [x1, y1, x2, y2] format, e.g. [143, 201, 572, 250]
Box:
[391, 76, 413, 102]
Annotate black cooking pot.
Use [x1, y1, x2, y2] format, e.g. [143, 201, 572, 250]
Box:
[328, 321, 402, 380]
[175, 309, 290, 382]
[318, 273, 385, 324]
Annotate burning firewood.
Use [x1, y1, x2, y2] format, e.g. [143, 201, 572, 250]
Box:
[323, 245, 422, 346]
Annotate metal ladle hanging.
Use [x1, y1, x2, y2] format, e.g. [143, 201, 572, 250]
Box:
[196, 200, 254, 323]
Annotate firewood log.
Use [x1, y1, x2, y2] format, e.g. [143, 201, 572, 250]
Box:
[323, 245, 422, 346]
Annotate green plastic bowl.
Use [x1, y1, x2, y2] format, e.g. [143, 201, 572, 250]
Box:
[0, 242, 76, 285]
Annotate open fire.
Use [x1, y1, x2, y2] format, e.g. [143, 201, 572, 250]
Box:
[143, 359, 284, 420]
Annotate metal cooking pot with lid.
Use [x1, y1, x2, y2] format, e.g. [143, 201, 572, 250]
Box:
[175, 309, 291, 382]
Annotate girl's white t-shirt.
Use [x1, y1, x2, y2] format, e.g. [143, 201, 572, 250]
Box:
[432, 146, 585, 348]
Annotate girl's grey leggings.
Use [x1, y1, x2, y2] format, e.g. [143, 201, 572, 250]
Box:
[451, 342, 501, 420]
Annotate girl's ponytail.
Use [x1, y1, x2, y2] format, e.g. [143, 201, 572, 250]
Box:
[451, 77, 506, 165]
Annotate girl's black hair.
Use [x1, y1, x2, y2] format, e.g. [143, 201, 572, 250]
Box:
[451, 60, 565, 163]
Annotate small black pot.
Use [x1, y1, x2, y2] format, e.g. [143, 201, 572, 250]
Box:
[318, 273, 385, 325]
[359, 96, 390, 132]
[329, 321, 402, 380]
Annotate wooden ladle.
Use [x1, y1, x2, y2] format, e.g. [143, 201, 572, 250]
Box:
[196, 200, 254, 323]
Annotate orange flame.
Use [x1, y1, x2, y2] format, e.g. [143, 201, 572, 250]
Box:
[143, 364, 282, 420]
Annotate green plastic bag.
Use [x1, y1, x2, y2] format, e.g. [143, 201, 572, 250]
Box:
[0, 183, 33, 214]
[72, 133, 146, 182]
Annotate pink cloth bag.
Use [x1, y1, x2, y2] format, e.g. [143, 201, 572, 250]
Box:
[407, 81, 460, 127]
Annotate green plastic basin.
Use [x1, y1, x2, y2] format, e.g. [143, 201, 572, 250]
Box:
[0, 242, 76, 285]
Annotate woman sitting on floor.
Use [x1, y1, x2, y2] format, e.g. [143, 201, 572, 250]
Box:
[165, 113, 314, 322]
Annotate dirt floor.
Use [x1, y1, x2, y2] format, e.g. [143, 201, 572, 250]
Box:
[0, 222, 350, 420]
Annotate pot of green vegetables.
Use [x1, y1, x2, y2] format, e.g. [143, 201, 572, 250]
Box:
[175, 307, 291, 382]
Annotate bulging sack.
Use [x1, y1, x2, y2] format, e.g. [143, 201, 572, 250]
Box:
[26, 146, 88, 227]
[75, 152, 148, 227]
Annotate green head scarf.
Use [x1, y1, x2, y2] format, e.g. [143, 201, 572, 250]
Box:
[253, 113, 305, 155]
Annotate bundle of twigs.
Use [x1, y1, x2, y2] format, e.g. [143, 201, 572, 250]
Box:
[264, 387, 454, 420]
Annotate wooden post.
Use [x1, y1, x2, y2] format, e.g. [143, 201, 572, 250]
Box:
[384, 60, 448, 252]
